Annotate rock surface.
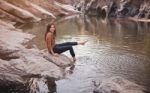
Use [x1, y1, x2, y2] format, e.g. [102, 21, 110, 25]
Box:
[0, 20, 73, 92]
[0, 0, 41, 22]
[0, 0, 80, 24]
[44, 53, 74, 67]
[93, 77, 146, 93]
[76, 0, 150, 21]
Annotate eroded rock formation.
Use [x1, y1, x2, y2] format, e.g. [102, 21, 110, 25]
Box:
[0, 1, 78, 91]
[76, 0, 150, 20]
[0, 0, 80, 24]
[0, 20, 74, 92]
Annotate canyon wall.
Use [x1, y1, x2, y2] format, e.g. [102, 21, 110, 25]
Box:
[0, 0, 79, 24]
[76, 0, 150, 20]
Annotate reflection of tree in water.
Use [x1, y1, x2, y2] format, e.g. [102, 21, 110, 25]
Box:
[73, 16, 84, 34]
[84, 16, 96, 35]
[58, 15, 150, 57]
[109, 19, 150, 56]
[74, 16, 150, 57]
[138, 22, 150, 56]
[73, 15, 94, 35]
[73, 16, 97, 35]
[74, 16, 108, 36]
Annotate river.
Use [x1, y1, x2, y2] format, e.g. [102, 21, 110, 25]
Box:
[22, 15, 150, 93]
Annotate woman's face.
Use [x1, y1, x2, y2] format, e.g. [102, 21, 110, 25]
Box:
[50, 25, 55, 33]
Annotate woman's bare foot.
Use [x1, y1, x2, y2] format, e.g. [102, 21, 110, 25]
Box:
[73, 57, 76, 62]
[78, 40, 88, 45]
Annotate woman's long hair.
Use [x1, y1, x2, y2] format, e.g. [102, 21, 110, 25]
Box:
[45, 24, 56, 40]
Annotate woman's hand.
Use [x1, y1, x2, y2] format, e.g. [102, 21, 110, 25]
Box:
[53, 53, 59, 57]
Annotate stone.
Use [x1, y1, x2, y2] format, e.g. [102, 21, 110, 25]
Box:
[43, 52, 74, 68]
[93, 76, 146, 93]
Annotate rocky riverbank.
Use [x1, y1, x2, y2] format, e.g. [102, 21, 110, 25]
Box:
[0, 0, 149, 93]
[0, 19, 75, 92]
[0, 0, 79, 92]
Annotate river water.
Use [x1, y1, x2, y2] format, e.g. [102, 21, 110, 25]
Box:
[22, 15, 150, 93]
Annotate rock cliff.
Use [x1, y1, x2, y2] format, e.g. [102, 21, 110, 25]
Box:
[76, 0, 150, 21]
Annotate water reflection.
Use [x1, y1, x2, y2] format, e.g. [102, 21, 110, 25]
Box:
[22, 15, 150, 92]
[55, 16, 150, 57]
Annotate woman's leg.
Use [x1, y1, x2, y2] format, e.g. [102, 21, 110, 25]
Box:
[56, 42, 78, 47]
[53, 45, 76, 57]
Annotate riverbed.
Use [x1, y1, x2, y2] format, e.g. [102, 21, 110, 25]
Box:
[21, 15, 150, 93]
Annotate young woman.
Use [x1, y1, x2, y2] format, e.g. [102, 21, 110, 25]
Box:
[45, 24, 87, 61]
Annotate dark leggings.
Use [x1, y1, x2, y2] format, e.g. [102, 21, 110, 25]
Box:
[53, 42, 78, 57]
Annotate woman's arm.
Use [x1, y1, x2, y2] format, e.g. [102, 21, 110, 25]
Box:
[46, 33, 55, 55]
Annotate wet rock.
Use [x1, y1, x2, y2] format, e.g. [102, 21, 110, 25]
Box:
[0, 48, 67, 92]
[44, 53, 74, 67]
[93, 77, 146, 93]
[0, 80, 29, 93]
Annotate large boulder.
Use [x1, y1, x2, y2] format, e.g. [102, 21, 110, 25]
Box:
[93, 77, 146, 93]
